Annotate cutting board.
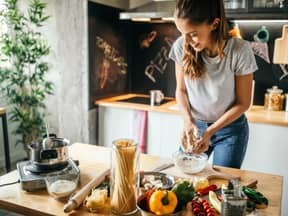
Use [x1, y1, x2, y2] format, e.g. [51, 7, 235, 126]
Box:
[273, 24, 288, 64]
[163, 164, 240, 181]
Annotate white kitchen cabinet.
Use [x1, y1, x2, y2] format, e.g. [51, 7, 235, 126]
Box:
[147, 111, 183, 157]
[98, 106, 183, 156]
[98, 106, 135, 147]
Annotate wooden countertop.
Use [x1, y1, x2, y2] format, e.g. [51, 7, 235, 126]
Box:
[96, 93, 178, 114]
[0, 143, 283, 216]
[96, 94, 288, 127]
[0, 108, 6, 115]
[246, 105, 288, 127]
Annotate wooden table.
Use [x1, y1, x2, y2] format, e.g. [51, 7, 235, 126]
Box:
[0, 143, 283, 216]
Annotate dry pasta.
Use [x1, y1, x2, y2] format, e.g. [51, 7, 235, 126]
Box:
[110, 139, 139, 215]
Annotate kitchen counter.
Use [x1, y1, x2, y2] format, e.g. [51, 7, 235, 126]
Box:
[96, 94, 288, 127]
[96, 93, 178, 114]
[0, 143, 283, 216]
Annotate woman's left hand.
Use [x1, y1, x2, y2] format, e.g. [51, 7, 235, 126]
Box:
[193, 130, 212, 154]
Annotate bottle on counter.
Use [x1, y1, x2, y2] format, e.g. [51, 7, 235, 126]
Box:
[221, 179, 246, 216]
[264, 86, 284, 111]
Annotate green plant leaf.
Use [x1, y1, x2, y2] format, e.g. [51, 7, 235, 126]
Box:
[0, 0, 53, 154]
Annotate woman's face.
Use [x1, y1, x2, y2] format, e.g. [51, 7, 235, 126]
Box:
[175, 17, 217, 52]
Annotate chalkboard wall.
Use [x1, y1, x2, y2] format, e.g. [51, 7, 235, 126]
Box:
[236, 22, 288, 105]
[88, 2, 288, 108]
[88, 2, 128, 108]
[126, 23, 180, 97]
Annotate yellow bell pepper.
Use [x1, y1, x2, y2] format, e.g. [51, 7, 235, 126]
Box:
[149, 190, 178, 215]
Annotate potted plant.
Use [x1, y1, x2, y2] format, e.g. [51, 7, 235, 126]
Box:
[0, 0, 53, 158]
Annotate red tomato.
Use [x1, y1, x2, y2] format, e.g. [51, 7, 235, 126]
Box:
[201, 199, 208, 204]
[193, 207, 201, 214]
[203, 205, 211, 211]
[145, 189, 155, 211]
[206, 208, 214, 214]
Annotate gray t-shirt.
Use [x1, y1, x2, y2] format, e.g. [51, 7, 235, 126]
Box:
[169, 36, 258, 122]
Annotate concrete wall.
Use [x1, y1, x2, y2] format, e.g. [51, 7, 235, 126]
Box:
[0, 0, 91, 168]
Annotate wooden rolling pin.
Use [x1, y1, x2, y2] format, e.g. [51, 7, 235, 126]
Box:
[63, 168, 110, 213]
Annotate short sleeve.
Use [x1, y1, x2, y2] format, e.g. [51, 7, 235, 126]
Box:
[234, 41, 258, 76]
[169, 36, 184, 66]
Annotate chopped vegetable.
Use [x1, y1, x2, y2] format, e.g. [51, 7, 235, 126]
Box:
[242, 186, 268, 209]
[193, 178, 209, 191]
[197, 184, 217, 196]
[190, 198, 215, 216]
[85, 188, 109, 210]
[149, 190, 178, 215]
[145, 188, 156, 211]
[209, 190, 221, 213]
[172, 180, 194, 207]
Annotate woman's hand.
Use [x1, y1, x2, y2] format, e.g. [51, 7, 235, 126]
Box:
[193, 129, 212, 154]
[181, 120, 198, 153]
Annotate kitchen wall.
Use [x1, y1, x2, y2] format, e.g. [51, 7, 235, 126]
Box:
[88, 2, 128, 108]
[237, 22, 288, 104]
[88, 5, 288, 105]
[0, 0, 90, 167]
[127, 23, 179, 97]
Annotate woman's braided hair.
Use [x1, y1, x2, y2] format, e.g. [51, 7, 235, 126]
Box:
[174, 0, 230, 79]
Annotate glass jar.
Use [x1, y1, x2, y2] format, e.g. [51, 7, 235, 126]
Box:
[264, 86, 284, 111]
[110, 139, 139, 215]
[221, 179, 246, 216]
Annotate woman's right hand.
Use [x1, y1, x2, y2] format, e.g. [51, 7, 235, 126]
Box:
[181, 120, 198, 153]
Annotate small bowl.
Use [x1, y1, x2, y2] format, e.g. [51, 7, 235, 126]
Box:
[45, 161, 80, 200]
[172, 151, 208, 174]
[140, 171, 175, 191]
[137, 194, 183, 216]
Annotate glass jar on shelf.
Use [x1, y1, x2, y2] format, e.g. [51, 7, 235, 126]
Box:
[264, 86, 284, 111]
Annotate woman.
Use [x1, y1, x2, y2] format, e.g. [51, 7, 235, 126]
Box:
[169, 0, 258, 168]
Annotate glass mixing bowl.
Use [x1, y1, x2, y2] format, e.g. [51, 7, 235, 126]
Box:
[45, 159, 80, 200]
[172, 151, 208, 174]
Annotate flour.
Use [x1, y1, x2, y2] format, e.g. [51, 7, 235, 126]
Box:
[48, 179, 77, 198]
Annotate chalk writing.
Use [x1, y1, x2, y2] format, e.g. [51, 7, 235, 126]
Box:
[96, 36, 127, 75]
[280, 64, 288, 80]
[145, 37, 174, 83]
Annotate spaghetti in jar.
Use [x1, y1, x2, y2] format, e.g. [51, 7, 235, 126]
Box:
[110, 139, 139, 215]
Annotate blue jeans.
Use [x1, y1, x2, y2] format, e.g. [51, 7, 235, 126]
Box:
[196, 114, 249, 169]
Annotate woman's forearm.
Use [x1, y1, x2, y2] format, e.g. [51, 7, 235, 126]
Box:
[207, 102, 249, 135]
[175, 88, 195, 124]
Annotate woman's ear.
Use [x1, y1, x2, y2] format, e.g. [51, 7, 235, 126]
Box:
[212, 18, 220, 30]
